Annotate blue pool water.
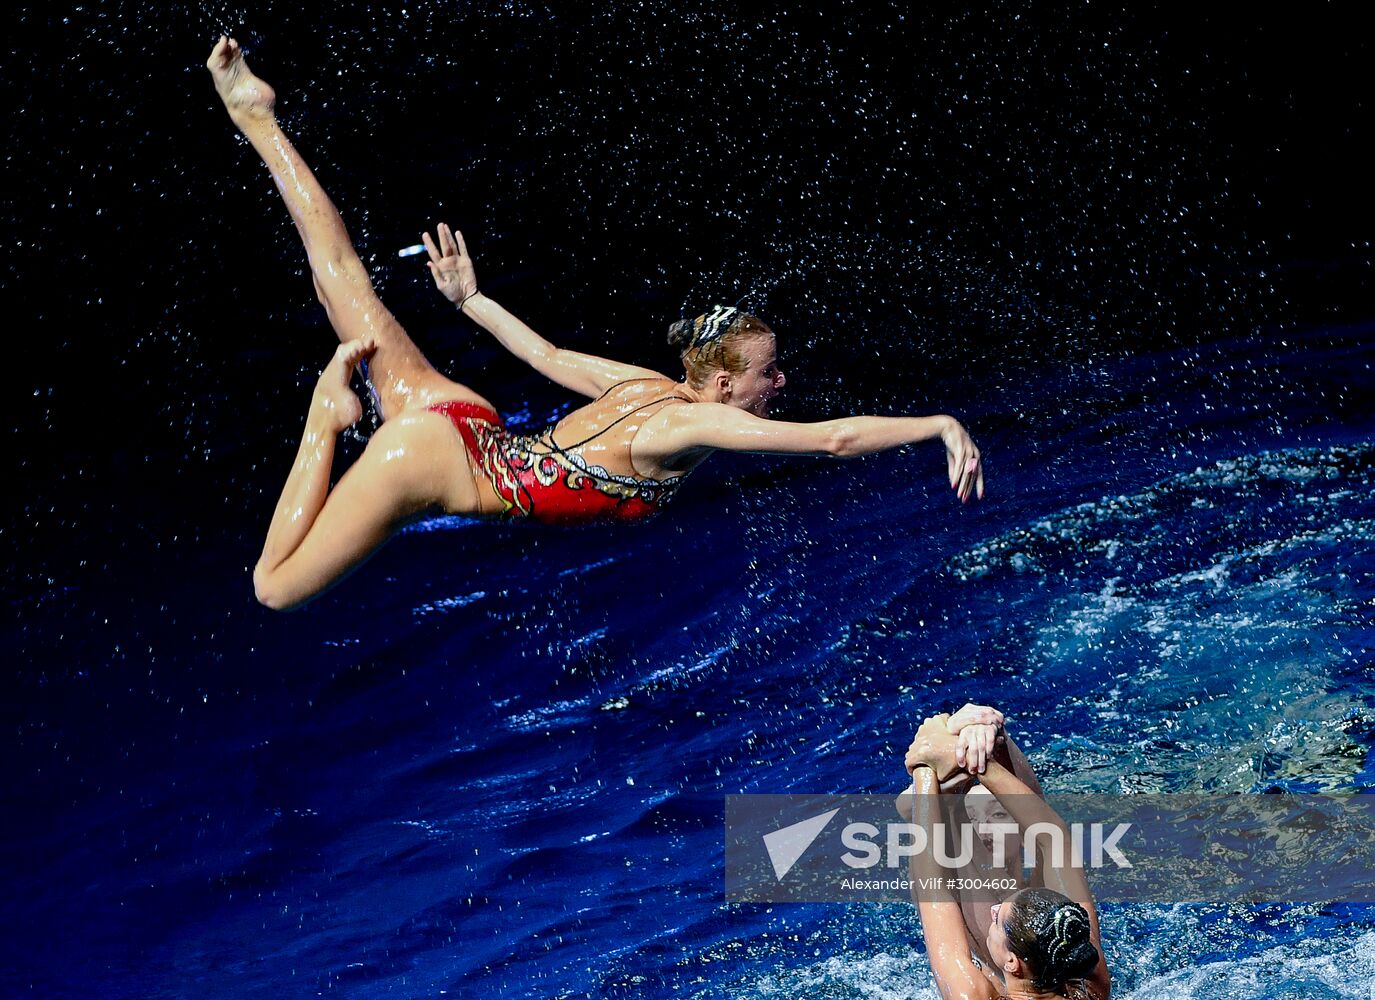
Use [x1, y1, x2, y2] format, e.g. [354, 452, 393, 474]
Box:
[7, 322, 1374, 997]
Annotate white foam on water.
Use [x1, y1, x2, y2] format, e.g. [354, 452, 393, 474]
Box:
[744, 947, 939, 999]
[714, 913, 1375, 1000]
[1119, 927, 1375, 1000]
[947, 444, 1375, 585]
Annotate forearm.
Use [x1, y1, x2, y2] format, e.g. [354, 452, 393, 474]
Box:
[907, 768, 959, 897]
[822, 414, 953, 458]
[978, 760, 1065, 834]
[256, 414, 338, 575]
[982, 760, 1098, 911]
[459, 292, 560, 371]
[1002, 735, 1045, 797]
[907, 766, 989, 996]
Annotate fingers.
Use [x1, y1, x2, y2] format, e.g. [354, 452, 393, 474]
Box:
[963, 724, 991, 773]
[970, 705, 1004, 728]
[944, 425, 983, 503]
[956, 448, 982, 503]
[436, 221, 470, 260]
[950, 718, 1001, 773]
[438, 223, 457, 258]
[422, 230, 440, 264]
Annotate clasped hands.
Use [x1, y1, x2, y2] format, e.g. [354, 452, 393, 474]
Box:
[904, 702, 1005, 785]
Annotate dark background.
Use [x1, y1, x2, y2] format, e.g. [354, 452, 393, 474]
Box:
[5, 1, 1372, 624]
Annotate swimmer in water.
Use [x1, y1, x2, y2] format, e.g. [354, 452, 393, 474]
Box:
[206, 37, 986, 611]
[902, 710, 1111, 999]
[897, 704, 1049, 969]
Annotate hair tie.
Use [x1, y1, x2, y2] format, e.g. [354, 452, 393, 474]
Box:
[691, 305, 740, 349]
[1045, 905, 1088, 967]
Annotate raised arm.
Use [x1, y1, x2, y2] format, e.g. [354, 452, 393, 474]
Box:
[904, 720, 1000, 1000]
[423, 223, 667, 397]
[975, 760, 1111, 998]
[648, 402, 985, 501]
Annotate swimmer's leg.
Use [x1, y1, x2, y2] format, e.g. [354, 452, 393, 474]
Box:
[206, 36, 492, 420]
[253, 339, 487, 610]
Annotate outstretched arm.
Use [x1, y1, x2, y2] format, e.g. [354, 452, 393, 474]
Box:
[423, 223, 667, 397]
[650, 402, 985, 501]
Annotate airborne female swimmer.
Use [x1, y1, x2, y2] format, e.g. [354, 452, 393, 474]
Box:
[205, 37, 985, 611]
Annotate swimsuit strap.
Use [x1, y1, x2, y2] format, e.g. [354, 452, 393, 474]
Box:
[536, 395, 692, 483]
[595, 378, 647, 401]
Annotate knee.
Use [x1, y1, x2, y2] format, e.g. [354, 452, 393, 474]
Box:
[253, 563, 299, 612]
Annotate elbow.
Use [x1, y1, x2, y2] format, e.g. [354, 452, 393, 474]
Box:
[824, 425, 863, 459]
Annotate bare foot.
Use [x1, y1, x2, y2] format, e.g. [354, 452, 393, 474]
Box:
[312, 340, 377, 433]
[206, 35, 276, 122]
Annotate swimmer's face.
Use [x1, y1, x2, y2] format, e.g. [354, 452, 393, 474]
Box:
[964, 786, 1018, 859]
[986, 888, 1026, 970]
[729, 334, 785, 417]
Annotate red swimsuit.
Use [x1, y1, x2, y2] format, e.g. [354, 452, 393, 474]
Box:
[427, 397, 687, 525]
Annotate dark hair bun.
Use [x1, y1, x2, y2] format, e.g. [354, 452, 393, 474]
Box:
[667, 317, 697, 350]
[1041, 904, 1098, 987]
[1009, 890, 1100, 992]
[1058, 939, 1099, 982]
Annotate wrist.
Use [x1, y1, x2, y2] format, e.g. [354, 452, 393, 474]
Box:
[303, 412, 339, 440]
[911, 766, 939, 792]
[457, 290, 484, 313]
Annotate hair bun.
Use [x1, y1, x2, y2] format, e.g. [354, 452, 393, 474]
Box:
[667, 317, 697, 350]
[1063, 940, 1100, 979]
[1038, 900, 1097, 988]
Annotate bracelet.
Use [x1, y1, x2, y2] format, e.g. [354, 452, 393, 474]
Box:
[456, 290, 480, 311]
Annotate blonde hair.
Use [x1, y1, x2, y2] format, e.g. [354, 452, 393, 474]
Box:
[667, 309, 774, 390]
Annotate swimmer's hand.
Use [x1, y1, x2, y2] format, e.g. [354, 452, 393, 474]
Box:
[422, 222, 479, 307]
[905, 714, 961, 781]
[955, 724, 1000, 774]
[941, 417, 985, 503]
[946, 704, 1004, 775]
[946, 703, 1004, 734]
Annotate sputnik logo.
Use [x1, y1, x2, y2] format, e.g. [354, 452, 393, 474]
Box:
[763, 808, 840, 880]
